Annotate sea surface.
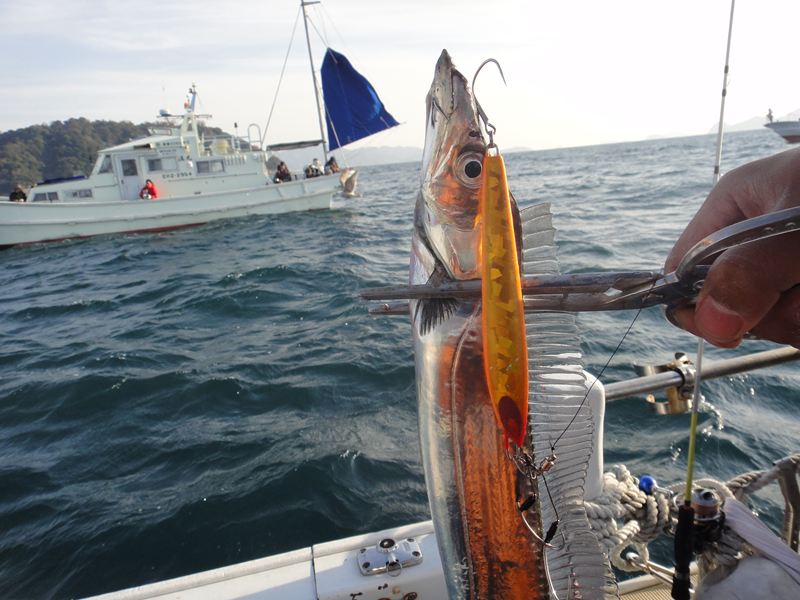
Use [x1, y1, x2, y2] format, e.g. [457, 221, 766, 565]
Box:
[2, 130, 799, 599]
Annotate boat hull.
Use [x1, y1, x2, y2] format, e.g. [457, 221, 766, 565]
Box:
[764, 121, 800, 144]
[0, 176, 341, 248]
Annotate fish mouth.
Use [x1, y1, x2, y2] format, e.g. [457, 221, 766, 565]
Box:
[419, 50, 486, 280]
[426, 50, 478, 132]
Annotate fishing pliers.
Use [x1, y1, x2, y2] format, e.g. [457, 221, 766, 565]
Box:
[361, 206, 800, 314]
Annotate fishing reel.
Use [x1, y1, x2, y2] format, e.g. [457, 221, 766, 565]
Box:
[639, 476, 725, 551]
[690, 488, 726, 553]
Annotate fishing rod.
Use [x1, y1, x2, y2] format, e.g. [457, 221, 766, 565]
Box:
[673, 2, 736, 599]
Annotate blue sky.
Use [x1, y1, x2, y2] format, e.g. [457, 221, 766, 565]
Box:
[1, 1, 799, 150]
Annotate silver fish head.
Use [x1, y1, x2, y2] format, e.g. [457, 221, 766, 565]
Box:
[418, 49, 487, 281]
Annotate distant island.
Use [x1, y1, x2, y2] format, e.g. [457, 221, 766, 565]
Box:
[0, 118, 543, 194]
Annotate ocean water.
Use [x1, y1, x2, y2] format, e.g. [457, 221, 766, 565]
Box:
[1, 129, 799, 599]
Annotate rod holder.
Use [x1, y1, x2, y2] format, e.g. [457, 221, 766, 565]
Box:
[633, 352, 695, 415]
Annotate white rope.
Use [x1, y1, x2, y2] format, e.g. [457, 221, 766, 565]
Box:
[585, 464, 671, 571]
[584, 454, 800, 575]
[727, 454, 800, 500]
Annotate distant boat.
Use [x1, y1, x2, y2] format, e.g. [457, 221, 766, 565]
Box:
[264, 1, 399, 199]
[764, 119, 800, 143]
[0, 1, 397, 249]
[0, 86, 348, 249]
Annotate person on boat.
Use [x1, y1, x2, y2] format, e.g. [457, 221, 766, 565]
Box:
[665, 147, 800, 349]
[325, 156, 340, 174]
[305, 158, 323, 178]
[767, 108, 774, 123]
[274, 161, 292, 183]
[9, 184, 27, 202]
[139, 179, 158, 200]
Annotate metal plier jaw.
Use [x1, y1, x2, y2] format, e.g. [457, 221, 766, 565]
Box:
[360, 206, 800, 314]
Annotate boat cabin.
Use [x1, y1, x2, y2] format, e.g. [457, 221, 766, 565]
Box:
[27, 90, 273, 204]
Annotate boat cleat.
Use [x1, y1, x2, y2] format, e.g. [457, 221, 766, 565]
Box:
[357, 536, 424, 577]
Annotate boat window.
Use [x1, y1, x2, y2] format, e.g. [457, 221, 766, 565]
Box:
[148, 157, 178, 172]
[47, 192, 59, 201]
[70, 189, 93, 199]
[33, 193, 47, 202]
[196, 159, 225, 174]
[121, 159, 138, 177]
[98, 155, 113, 174]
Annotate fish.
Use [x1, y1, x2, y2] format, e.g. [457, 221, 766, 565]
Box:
[410, 49, 614, 599]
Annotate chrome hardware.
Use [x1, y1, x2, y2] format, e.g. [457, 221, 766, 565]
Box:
[357, 537, 423, 577]
[634, 352, 695, 415]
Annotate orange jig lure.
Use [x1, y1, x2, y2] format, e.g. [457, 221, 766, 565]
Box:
[479, 151, 529, 448]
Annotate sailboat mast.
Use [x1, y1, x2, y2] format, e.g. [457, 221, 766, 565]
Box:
[301, 0, 329, 164]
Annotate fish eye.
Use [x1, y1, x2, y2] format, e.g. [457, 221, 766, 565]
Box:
[455, 152, 483, 188]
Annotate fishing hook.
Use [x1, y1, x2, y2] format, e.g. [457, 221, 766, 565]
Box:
[471, 58, 507, 151]
[518, 509, 557, 549]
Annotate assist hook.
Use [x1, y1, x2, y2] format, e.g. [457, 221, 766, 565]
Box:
[472, 58, 507, 150]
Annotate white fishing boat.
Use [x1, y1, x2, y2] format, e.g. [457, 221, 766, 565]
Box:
[0, 1, 397, 249]
[764, 119, 800, 144]
[0, 93, 344, 249]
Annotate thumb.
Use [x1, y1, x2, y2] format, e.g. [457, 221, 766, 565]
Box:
[693, 232, 800, 347]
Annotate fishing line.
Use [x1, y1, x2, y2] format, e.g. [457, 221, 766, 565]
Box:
[684, 0, 736, 505]
[550, 286, 654, 451]
[674, 4, 735, 599]
[524, 296, 652, 599]
[540, 473, 566, 600]
[550, 0, 737, 460]
[540, 473, 561, 545]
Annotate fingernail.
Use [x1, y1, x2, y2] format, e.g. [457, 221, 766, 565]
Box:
[695, 296, 746, 346]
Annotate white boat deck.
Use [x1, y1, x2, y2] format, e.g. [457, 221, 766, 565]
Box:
[86, 519, 680, 600]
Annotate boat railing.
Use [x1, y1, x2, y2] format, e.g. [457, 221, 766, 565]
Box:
[247, 124, 263, 150]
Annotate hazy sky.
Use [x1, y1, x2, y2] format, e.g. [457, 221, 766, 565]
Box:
[1, 1, 798, 151]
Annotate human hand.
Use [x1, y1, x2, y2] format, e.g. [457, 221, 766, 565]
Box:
[664, 148, 800, 348]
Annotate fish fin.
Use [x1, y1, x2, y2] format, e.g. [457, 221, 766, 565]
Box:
[520, 201, 618, 598]
[510, 191, 524, 268]
[519, 202, 558, 275]
[414, 297, 460, 336]
[414, 264, 461, 336]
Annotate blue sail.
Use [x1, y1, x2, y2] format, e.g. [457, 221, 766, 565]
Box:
[321, 48, 398, 150]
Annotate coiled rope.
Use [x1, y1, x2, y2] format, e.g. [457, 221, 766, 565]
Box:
[585, 464, 671, 571]
[584, 454, 800, 574]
